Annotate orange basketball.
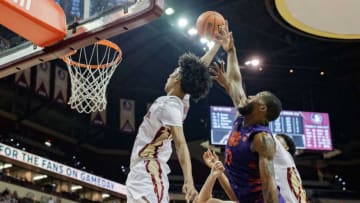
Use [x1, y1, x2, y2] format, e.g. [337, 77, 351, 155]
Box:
[196, 11, 225, 39]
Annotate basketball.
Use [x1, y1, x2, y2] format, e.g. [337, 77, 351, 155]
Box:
[196, 11, 226, 39]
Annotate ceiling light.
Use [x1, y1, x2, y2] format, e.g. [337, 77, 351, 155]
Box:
[251, 59, 260, 66]
[289, 69, 294, 73]
[71, 185, 83, 191]
[206, 41, 215, 49]
[320, 71, 325, 76]
[258, 67, 263, 71]
[0, 164, 12, 170]
[102, 193, 110, 198]
[187, 28, 198, 36]
[165, 8, 174, 15]
[177, 18, 188, 28]
[45, 140, 51, 147]
[245, 58, 261, 67]
[33, 175, 48, 181]
[200, 37, 208, 44]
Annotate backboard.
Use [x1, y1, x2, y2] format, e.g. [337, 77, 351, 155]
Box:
[0, 0, 163, 78]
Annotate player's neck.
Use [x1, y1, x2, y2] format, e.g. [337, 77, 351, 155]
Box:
[167, 88, 185, 99]
[244, 115, 268, 127]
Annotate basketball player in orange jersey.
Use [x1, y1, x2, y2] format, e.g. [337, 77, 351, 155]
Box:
[126, 42, 223, 202]
[210, 21, 285, 202]
[201, 135, 307, 203]
[205, 21, 306, 202]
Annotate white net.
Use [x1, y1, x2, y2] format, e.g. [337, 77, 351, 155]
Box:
[62, 40, 122, 114]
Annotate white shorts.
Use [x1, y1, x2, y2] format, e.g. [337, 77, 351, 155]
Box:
[126, 160, 169, 203]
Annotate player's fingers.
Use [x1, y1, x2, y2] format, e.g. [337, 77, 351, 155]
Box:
[221, 60, 225, 72]
[211, 76, 219, 81]
[182, 185, 187, 194]
[225, 20, 229, 32]
[213, 61, 220, 69]
[215, 32, 223, 39]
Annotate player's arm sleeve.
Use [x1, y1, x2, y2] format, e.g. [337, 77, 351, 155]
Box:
[161, 98, 183, 127]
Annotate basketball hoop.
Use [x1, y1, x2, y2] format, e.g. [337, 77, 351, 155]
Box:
[62, 40, 122, 114]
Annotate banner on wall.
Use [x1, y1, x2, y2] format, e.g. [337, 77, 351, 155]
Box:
[35, 62, 51, 97]
[91, 110, 106, 126]
[120, 99, 135, 133]
[53, 66, 68, 104]
[14, 68, 31, 88]
[0, 142, 126, 195]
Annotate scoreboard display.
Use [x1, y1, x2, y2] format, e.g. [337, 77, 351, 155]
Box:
[210, 106, 332, 150]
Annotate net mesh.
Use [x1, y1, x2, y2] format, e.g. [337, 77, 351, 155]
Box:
[62, 40, 122, 114]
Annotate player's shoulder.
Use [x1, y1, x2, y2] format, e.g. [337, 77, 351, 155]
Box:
[160, 96, 183, 108]
[251, 131, 276, 155]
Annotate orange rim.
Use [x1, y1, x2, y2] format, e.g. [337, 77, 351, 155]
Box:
[61, 39, 122, 69]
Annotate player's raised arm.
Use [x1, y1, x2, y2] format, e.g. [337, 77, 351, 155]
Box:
[197, 161, 234, 203]
[212, 21, 247, 108]
[202, 150, 237, 201]
[200, 41, 221, 67]
[251, 132, 278, 203]
[171, 125, 198, 201]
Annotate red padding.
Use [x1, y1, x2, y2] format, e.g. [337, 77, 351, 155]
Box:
[0, 0, 66, 47]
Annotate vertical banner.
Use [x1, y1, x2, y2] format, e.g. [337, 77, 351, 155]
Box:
[120, 99, 135, 133]
[14, 68, 31, 88]
[53, 66, 68, 104]
[35, 62, 51, 97]
[91, 110, 107, 126]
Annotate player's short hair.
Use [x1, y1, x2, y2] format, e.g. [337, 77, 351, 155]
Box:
[178, 53, 212, 101]
[277, 133, 296, 156]
[260, 91, 282, 121]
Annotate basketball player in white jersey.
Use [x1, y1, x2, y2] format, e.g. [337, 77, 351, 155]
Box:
[274, 134, 307, 203]
[126, 43, 222, 203]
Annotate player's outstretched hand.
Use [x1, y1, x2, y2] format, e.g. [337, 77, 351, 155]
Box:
[211, 161, 225, 178]
[215, 20, 234, 53]
[209, 61, 229, 91]
[182, 182, 198, 203]
[202, 149, 220, 169]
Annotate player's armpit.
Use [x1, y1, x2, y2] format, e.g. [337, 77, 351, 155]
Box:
[251, 132, 278, 203]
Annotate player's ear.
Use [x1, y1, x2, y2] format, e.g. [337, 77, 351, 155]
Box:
[259, 104, 267, 112]
[174, 72, 181, 81]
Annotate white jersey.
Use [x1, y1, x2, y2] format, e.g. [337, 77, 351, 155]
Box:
[126, 95, 189, 203]
[273, 137, 307, 203]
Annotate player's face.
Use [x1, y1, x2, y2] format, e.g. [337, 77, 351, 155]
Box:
[164, 68, 180, 93]
[238, 92, 266, 116]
